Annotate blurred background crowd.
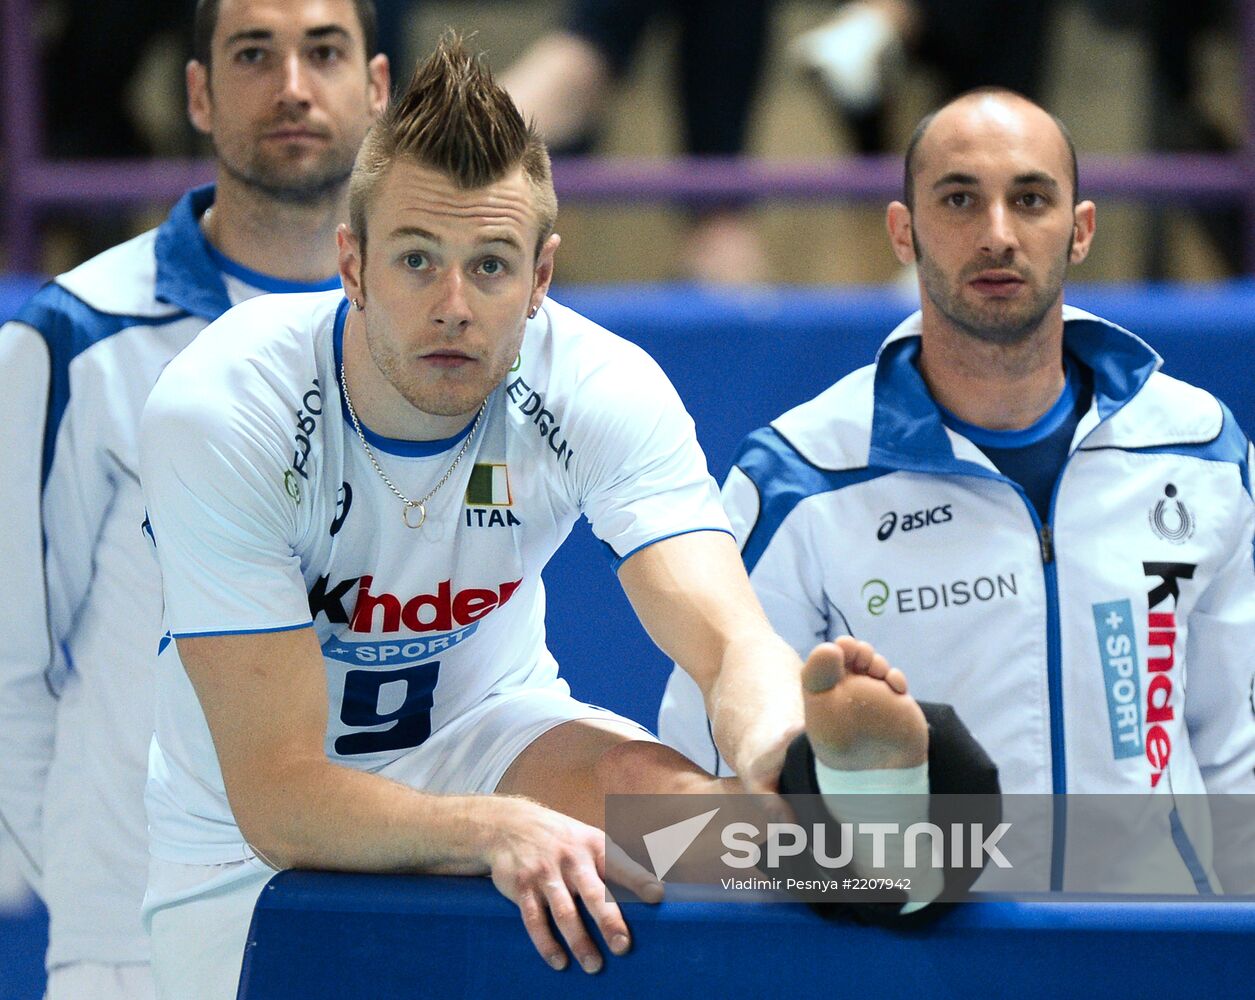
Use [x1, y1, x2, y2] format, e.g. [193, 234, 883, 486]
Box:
[4, 0, 1248, 283]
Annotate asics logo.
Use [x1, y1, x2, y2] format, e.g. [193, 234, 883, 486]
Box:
[877, 505, 953, 541]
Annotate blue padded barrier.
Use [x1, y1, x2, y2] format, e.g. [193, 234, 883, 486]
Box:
[237, 871, 1255, 1000]
[0, 899, 46, 1000]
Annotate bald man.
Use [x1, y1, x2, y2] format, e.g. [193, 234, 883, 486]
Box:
[659, 88, 1255, 894]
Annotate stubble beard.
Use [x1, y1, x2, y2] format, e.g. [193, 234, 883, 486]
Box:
[914, 229, 1071, 347]
[362, 312, 523, 422]
[214, 123, 361, 206]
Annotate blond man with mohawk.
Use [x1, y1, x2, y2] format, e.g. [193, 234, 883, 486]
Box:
[137, 35, 988, 999]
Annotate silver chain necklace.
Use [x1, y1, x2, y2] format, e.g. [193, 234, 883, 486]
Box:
[339, 360, 485, 529]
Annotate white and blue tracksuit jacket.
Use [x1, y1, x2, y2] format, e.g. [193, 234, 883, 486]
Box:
[0, 185, 338, 967]
[660, 306, 1255, 894]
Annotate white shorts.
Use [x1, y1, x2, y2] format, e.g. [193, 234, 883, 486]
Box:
[376, 678, 652, 795]
[146, 681, 654, 1000]
[45, 962, 154, 1000]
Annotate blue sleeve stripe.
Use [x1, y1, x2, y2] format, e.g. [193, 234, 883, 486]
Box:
[737, 426, 894, 575]
[609, 527, 736, 571]
[171, 621, 313, 639]
[15, 284, 189, 486]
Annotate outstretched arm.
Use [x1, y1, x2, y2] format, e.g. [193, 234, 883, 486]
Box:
[617, 529, 808, 792]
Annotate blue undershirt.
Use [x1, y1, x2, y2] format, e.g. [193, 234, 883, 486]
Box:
[203, 237, 342, 295]
[937, 356, 1092, 524]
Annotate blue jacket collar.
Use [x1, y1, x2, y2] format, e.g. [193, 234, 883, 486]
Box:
[154, 184, 232, 321]
[868, 306, 1162, 474]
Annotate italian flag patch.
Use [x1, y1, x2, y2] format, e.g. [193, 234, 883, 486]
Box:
[466, 464, 512, 506]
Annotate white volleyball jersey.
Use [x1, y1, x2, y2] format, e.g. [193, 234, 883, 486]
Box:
[139, 291, 728, 864]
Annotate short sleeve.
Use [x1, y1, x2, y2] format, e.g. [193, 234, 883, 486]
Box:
[569, 344, 730, 565]
[139, 362, 312, 637]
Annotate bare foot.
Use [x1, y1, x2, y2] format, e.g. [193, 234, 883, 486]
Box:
[802, 638, 927, 771]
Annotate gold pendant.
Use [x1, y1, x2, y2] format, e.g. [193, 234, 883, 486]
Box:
[403, 501, 427, 529]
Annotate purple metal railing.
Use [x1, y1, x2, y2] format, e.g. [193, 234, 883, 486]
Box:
[9, 154, 1253, 207]
[4, 0, 1255, 274]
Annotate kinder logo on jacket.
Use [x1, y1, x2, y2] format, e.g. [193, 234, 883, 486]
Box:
[1142, 561, 1195, 789]
[1095, 563, 1196, 780]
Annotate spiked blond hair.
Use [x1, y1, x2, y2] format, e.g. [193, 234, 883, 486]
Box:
[348, 32, 557, 260]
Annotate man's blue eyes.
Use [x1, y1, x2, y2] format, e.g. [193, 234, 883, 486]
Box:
[401, 255, 508, 274]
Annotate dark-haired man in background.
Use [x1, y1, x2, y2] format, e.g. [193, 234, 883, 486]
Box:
[0, 1, 387, 995]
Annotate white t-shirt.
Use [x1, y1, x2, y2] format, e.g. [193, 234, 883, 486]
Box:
[139, 291, 729, 864]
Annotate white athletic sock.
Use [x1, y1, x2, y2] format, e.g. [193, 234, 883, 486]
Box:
[812, 761, 942, 913]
